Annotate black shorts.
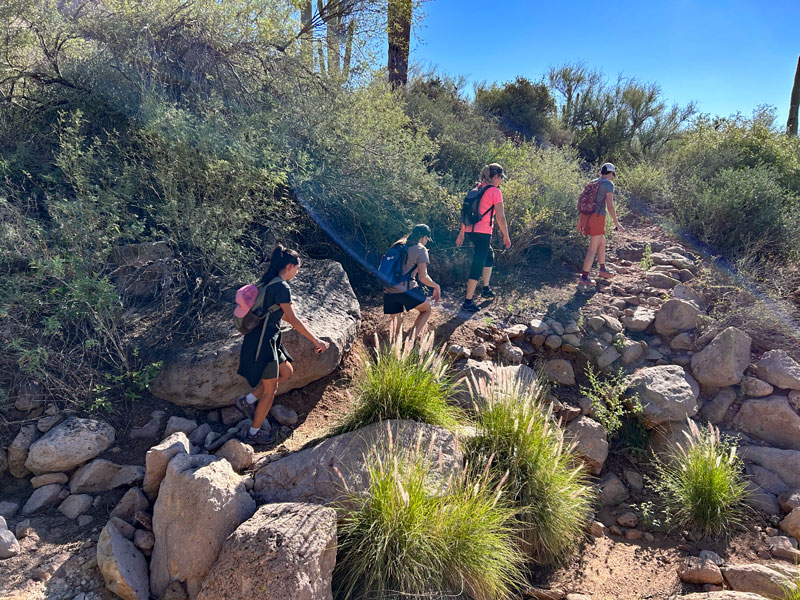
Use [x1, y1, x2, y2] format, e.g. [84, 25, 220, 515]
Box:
[465, 232, 494, 280]
[383, 288, 427, 315]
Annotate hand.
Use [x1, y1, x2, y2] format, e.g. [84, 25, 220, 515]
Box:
[314, 339, 329, 354]
[455, 232, 464, 247]
[432, 285, 441, 302]
[503, 235, 511, 249]
[615, 223, 625, 232]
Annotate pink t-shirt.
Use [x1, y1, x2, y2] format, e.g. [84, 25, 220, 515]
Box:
[463, 185, 503, 235]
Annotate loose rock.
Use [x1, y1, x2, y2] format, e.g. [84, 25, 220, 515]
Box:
[58, 494, 93, 520]
[24, 417, 115, 474]
[690, 327, 751, 388]
[628, 365, 698, 427]
[8, 424, 39, 478]
[565, 416, 608, 475]
[70, 459, 145, 493]
[214, 439, 254, 472]
[733, 397, 800, 450]
[757, 350, 800, 390]
[22, 483, 64, 515]
[270, 404, 299, 426]
[143, 432, 190, 500]
[97, 520, 149, 600]
[678, 557, 724, 585]
[543, 359, 575, 386]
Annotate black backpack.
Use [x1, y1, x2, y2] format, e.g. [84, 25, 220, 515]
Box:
[460, 184, 495, 227]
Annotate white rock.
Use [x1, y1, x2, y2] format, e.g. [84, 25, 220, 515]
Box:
[214, 439, 254, 472]
[58, 494, 93, 520]
[70, 459, 145, 493]
[628, 365, 699, 427]
[22, 483, 64, 515]
[142, 432, 190, 500]
[691, 327, 751, 388]
[565, 417, 608, 475]
[97, 521, 149, 600]
[757, 350, 800, 390]
[24, 417, 115, 474]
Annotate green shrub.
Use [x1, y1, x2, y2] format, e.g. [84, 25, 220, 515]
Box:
[467, 373, 595, 563]
[334, 331, 464, 435]
[673, 166, 792, 260]
[334, 439, 526, 600]
[617, 161, 672, 208]
[579, 365, 642, 440]
[648, 420, 749, 538]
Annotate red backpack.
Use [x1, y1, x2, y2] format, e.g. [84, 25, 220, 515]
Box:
[577, 180, 601, 215]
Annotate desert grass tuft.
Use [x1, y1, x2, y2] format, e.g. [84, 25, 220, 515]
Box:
[648, 420, 749, 538]
[467, 371, 596, 563]
[334, 330, 464, 435]
[334, 428, 526, 600]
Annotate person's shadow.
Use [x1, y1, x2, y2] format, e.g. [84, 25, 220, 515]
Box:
[432, 297, 494, 347]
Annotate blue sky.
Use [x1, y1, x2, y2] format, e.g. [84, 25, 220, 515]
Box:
[410, 0, 800, 124]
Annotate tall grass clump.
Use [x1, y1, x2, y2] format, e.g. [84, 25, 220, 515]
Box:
[334, 432, 526, 600]
[467, 372, 596, 563]
[782, 571, 800, 600]
[649, 420, 749, 538]
[334, 331, 463, 435]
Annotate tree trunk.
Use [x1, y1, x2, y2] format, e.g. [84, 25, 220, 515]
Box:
[300, 0, 313, 68]
[788, 55, 800, 136]
[387, 0, 411, 88]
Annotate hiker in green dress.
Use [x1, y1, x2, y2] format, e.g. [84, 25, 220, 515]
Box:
[234, 246, 328, 445]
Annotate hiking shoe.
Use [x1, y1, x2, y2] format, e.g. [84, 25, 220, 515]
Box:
[461, 299, 480, 313]
[241, 427, 276, 446]
[598, 268, 616, 279]
[481, 286, 495, 298]
[234, 395, 256, 420]
[578, 274, 596, 286]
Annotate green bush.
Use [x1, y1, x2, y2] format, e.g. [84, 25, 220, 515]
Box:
[334, 440, 526, 600]
[467, 373, 595, 563]
[617, 161, 672, 208]
[648, 420, 749, 538]
[334, 331, 464, 435]
[673, 165, 791, 259]
[579, 365, 642, 440]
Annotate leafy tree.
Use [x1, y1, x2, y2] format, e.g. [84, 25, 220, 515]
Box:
[474, 76, 555, 142]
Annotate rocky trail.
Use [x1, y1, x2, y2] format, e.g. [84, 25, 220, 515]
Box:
[2, 221, 800, 600]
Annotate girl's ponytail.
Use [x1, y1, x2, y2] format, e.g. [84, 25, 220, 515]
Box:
[260, 245, 301, 283]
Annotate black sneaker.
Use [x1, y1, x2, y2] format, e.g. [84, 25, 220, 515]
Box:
[481, 286, 495, 298]
[461, 299, 480, 313]
[241, 428, 276, 446]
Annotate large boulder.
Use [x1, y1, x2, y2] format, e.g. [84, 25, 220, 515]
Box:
[97, 520, 149, 600]
[654, 298, 701, 336]
[197, 503, 337, 600]
[149, 260, 360, 409]
[628, 365, 699, 427]
[780, 508, 800, 540]
[69, 459, 145, 493]
[740, 447, 800, 489]
[721, 563, 798, 599]
[733, 397, 800, 450]
[24, 417, 115, 474]
[565, 416, 608, 475]
[150, 453, 255, 599]
[757, 350, 800, 390]
[254, 420, 462, 504]
[691, 327, 751, 388]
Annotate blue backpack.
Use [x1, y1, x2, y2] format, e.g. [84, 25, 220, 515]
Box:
[377, 244, 417, 288]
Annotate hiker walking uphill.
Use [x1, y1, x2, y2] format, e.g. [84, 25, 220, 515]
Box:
[232, 245, 329, 445]
[577, 162, 624, 285]
[456, 163, 512, 313]
[381, 224, 441, 340]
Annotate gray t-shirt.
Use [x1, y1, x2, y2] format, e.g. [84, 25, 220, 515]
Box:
[593, 178, 614, 215]
[384, 243, 429, 294]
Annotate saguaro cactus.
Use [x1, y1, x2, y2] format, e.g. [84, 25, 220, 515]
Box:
[788, 55, 800, 136]
[387, 0, 411, 88]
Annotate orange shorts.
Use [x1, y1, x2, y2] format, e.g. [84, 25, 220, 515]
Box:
[578, 213, 606, 236]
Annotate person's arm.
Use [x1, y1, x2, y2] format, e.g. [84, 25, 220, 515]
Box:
[456, 223, 466, 247]
[606, 193, 623, 230]
[280, 303, 329, 353]
[495, 203, 511, 248]
[416, 263, 440, 302]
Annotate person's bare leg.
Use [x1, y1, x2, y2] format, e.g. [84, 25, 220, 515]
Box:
[410, 301, 432, 340]
[276, 360, 293, 387]
[389, 313, 403, 338]
[481, 266, 493, 288]
[252, 381, 265, 398]
[582, 235, 603, 273]
[597, 236, 606, 267]
[465, 278, 479, 300]
[252, 378, 278, 430]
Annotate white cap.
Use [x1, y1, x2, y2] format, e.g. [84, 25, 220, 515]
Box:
[601, 162, 616, 173]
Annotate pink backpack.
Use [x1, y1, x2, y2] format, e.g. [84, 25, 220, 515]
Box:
[578, 180, 601, 215]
